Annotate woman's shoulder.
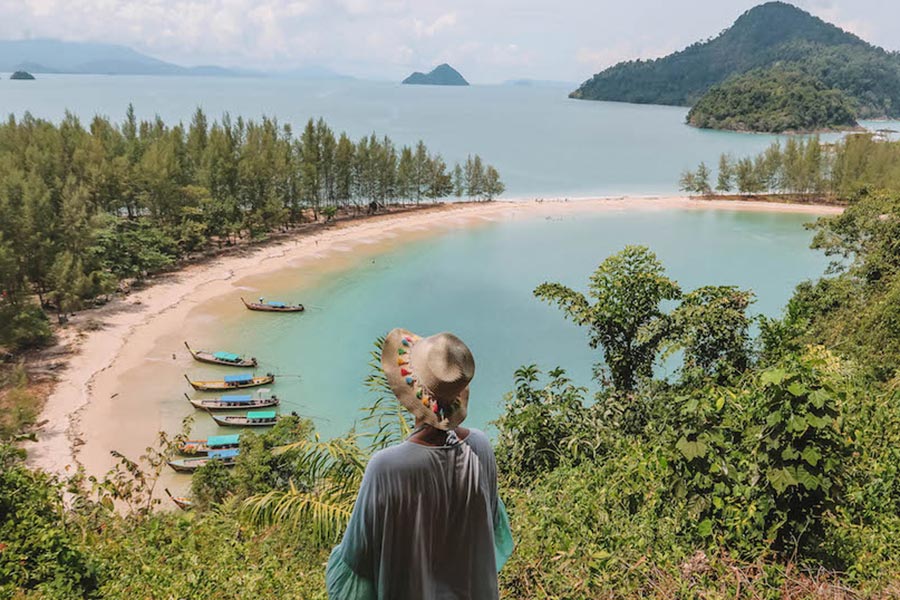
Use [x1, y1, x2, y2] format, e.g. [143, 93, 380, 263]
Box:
[462, 428, 494, 455]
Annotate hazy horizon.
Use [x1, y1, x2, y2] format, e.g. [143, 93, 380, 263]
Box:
[2, 0, 898, 83]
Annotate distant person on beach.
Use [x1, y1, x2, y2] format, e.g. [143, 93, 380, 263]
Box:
[326, 329, 514, 600]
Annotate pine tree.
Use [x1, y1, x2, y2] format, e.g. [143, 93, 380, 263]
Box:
[482, 166, 505, 200]
[694, 162, 712, 195]
[452, 164, 465, 197]
[716, 154, 734, 193]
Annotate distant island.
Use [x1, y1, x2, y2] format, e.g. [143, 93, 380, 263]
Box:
[10, 70, 35, 80]
[0, 38, 349, 79]
[402, 64, 468, 86]
[570, 1, 900, 133]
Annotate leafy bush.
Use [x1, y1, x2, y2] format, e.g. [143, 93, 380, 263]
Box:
[0, 301, 52, 350]
[0, 445, 100, 598]
[494, 365, 600, 479]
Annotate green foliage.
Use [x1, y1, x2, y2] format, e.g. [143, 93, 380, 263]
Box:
[494, 365, 600, 480]
[0, 444, 99, 598]
[0, 301, 51, 350]
[664, 285, 754, 383]
[0, 364, 40, 440]
[687, 68, 858, 133]
[668, 349, 848, 557]
[571, 2, 900, 130]
[535, 245, 682, 390]
[695, 133, 900, 199]
[679, 162, 713, 195]
[0, 110, 503, 357]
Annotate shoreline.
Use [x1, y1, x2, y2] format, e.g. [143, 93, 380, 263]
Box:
[25, 195, 843, 478]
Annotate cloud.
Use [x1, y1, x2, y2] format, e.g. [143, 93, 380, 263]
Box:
[412, 12, 457, 38]
[0, 0, 898, 82]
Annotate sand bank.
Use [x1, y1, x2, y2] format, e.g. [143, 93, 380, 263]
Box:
[25, 196, 842, 479]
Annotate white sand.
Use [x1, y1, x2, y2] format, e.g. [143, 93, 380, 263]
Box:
[25, 196, 842, 478]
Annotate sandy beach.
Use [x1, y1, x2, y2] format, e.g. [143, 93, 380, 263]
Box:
[25, 196, 843, 480]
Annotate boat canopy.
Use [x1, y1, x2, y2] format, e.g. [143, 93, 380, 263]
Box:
[267, 301, 287, 308]
[207, 434, 240, 446]
[224, 374, 253, 383]
[209, 448, 240, 459]
[220, 395, 253, 403]
[248, 411, 276, 420]
[213, 351, 241, 362]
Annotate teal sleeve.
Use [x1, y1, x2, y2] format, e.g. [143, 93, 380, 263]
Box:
[494, 497, 515, 572]
[326, 545, 377, 600]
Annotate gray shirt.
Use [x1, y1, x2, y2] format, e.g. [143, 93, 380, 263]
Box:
[326, 428, 514, 600]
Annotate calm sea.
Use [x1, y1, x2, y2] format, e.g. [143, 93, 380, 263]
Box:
[173, 207, 830, 441]
[4, 75, 850, 454]
[4, 74, 897, 197]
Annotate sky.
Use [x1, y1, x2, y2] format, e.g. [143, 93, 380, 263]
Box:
[0, 0, 897, 83]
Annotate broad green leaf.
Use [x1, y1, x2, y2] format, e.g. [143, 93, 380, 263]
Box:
[787, 382, 808, 397]
[761, 368, 787, 386]
[676, 437, 708, 461]
[697, 519, 713, 537]
[808, 389, 829, 409]
[801, 446, 821, 466]
[766, 467, 798, 493]
[806, 414, 832, 428]
[781, 447, 799, 461]
[715, 395, 725, 411]
[787, 414, 808, 433]
[795, 466, 820, 490]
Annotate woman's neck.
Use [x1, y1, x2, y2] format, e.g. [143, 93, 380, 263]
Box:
[409, 420, 470, 446]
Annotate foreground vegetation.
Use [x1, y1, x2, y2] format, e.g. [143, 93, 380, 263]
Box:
[0, 108, 504, 353]
[4, 182, 900, 597]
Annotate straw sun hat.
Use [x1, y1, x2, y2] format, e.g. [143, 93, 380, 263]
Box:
[381, 328, 475, 430]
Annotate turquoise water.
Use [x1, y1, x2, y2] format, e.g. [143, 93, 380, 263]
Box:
[180, 207, 829, 440]
[4, 75, 896, 197]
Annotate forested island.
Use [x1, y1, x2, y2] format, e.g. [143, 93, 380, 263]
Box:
[10, 70, 35, 80]
[571, 2, 900, 132]
[686, 68, 859, 133]
[0, 108, 503, 353]
[402, 63, 469, 86]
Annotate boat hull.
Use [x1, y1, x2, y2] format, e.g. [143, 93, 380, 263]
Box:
[185, 374, 275, 391]
[192, 354, 258, 368]
[184, 342, 257, 367]
[211, 416, 279, 427]
[187, 397, 280, 411]
[167, 457, 237, 472]
[241, 297, 305, 312]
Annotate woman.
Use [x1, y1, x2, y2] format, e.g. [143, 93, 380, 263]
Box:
[326, 329, 514, 600]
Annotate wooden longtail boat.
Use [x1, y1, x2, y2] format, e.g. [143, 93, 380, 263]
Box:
[184, 392, 280, 411]
[241, 297, 305, 313]
[184, 372, 274, 391]
[178, 434, 241, 456]
[167, 448, 240, 473]
[184, 342, 257, 368]
[211, 410, 279, 427]
[165, 488, 194, 510]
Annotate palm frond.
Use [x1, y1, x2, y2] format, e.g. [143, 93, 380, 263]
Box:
[243, 479, 355, 543]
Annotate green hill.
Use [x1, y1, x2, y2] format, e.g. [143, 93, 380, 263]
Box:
[687, 68, 859, 133]
[402, 63, 469, 86]
[570, 2, 900, 131]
